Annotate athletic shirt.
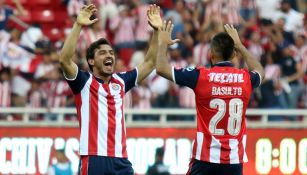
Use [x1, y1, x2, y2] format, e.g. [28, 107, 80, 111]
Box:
[65, 67, 138, 158]
[172, 61, 261, 164]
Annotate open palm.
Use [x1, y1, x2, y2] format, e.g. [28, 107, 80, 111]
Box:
[77, 4, 98, 26]
[147, 4, 162, 30]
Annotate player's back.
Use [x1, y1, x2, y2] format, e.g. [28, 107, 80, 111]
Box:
[192, 64, 253, 164]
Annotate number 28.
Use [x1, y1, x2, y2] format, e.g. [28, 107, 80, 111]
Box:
[209, 98, 243, 136]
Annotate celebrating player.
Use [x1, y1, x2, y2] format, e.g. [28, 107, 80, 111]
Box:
[155, 21, 264, 175]
[59, 4, 162, 175]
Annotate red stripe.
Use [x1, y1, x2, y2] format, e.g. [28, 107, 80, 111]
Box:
[238, 137, 244, 162]
[220, 139, 230, 164]
[104, 83, 116, 157]
[80, 156, 89, 175]
[88, 77, 99, 154]
[202, 135, 211, 161]
[113, 78, 127, 157]
[75, 93, 82, 130]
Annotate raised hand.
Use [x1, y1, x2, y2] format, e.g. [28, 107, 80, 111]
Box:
[147, 4, 163, 30]
[77, 4, 99, 26]
[158, 20, 180, 45]
[224, 24, 242, 48]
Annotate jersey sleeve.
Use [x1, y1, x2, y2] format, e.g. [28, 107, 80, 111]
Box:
[249, 71, 262, 89]
[64, 67, 90, 94]
[116, 68, 138, 93]
[172, 66, 200, 89]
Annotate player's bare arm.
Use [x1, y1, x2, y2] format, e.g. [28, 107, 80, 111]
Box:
[224, 24, 265, 83]
[135, 4, 162, 83]
[156, 20, 180, 81]
[59, 4, 98, 79]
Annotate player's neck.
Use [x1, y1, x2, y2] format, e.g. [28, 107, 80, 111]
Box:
[93, 72, 112, 84]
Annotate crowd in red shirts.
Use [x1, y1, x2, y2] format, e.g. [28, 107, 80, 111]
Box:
[0, 0, 306, 121]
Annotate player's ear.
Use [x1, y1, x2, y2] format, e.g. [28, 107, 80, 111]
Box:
[88, 59, 95, 67]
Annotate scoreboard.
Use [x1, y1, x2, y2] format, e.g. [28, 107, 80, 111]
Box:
[0, 127, 306, 175]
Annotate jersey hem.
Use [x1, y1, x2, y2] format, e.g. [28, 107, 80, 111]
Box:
[63, 64, 78, 81]
[79, 152, 128, 158]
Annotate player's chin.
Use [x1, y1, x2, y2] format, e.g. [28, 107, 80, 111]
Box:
[102, 68, 113, 76]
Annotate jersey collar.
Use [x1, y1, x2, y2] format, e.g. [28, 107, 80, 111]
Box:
[213, 61, 234, 67]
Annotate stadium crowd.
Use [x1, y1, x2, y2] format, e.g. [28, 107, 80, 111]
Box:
[0, 0, 306, 121]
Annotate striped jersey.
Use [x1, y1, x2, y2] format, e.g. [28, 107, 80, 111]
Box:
[172, 61, 261, 164]
[65, 67, 138, 158]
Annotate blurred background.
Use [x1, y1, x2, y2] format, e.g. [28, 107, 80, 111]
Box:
[0, 0, 306, 175]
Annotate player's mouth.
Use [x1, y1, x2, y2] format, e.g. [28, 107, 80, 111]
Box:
[103, 59, 113, 69]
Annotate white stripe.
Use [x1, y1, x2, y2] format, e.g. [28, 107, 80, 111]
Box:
[172, 66, 176, 83]
[243, 135, 248, 162]
[110, 83, 123, 157]
[135, 68, 139, 86]
[195, 132, 203, 160]
[79, 75, 92, 155]
[210, 136, 221, 163]
[97, 84, 108, 156]
[113, 74, 125, 87]
[229, 139, 239, 164]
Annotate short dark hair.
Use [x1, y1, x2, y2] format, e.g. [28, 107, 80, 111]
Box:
[211, 32, 235, 61]
[86, 38, 112, 71]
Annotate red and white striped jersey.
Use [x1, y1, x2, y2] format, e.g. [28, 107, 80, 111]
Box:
[132, 85, 151, 109]
[65, 67, 138, 157]
[79, 28, 107, 53]
[172, 61, 262, 164]
[0, 81, 10, 107]
[193, 43, 210, 67]
[42, 81, 71, 108]
[134, 4, 151, 42]
[178, 87, 195, 108]
[296, 45, 307, 73]
[67, 0, 86, 17]
[223, 0, 241, 25]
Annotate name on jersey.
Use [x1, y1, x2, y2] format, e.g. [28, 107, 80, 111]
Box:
[212, 86, 242, 96]
[208, 73, 244, 83]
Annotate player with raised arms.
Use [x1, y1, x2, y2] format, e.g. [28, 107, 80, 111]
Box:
[59, 4, 162, 175]
[155, 20, 264, 175]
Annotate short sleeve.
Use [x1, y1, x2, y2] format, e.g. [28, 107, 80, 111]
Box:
[116, 68, 138, 93]
[64, 67, 90, 94]
[249, 71, 262, 89]
[172, 66, 200, 89]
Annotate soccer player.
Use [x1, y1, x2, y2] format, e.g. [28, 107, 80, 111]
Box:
[59, 4, 162, 175]
[156, 22, 264, 175]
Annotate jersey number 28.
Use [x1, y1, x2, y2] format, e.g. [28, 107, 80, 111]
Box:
[209, 98, 243, 136]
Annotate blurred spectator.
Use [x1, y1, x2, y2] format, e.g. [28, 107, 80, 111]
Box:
[255, 0, 281, 21]
[0, 0, 26, 30]
[146, 147, 170, 175]
[0, 67, 11, 107]
[240, 0, 256, 21]
[260, 54, 283, 120]
[277, 44, 304, 112]
[247, 31, 264, 61]
[274, 0, 304, 34]
[110, 5, 135, 50]
[193, 30, 211, 67]
[34, 50, 57, 80]
[95, 0, 118, 30]
[132, 0, 151, 48]
[48, 148, 73, 175]
[20, 24, 44, 51]
[79, 20, 107, 58]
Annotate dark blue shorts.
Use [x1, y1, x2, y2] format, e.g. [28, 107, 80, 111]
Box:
[187, 159, 243, 175]
[78, 155, 134, 175]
